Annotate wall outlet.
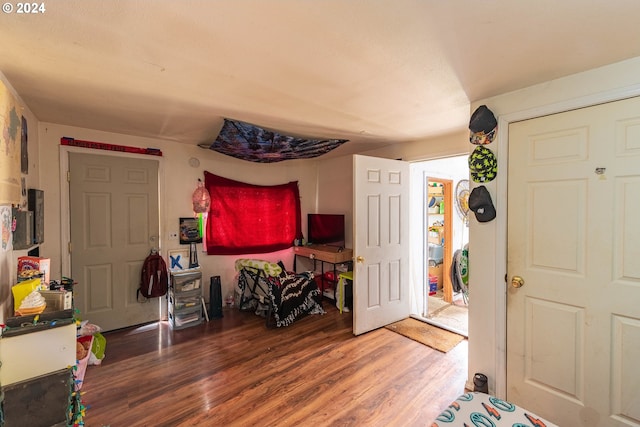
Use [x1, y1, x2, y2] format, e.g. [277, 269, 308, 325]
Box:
[169, 232, 178, 240]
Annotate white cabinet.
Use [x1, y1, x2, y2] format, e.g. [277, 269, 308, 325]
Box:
[0, 322, 76, 386]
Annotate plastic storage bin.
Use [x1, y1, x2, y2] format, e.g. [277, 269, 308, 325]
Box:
[168, 269, 203, 329]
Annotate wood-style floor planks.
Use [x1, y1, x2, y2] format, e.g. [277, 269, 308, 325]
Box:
[82, 303, 467, 427]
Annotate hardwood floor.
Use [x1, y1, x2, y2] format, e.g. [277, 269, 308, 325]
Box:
[82, 303, 468, 426]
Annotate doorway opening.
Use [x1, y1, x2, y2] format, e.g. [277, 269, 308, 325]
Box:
[410, 155, 469, 337]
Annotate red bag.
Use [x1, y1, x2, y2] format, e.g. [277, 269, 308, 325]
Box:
[138, 252, 169, 299]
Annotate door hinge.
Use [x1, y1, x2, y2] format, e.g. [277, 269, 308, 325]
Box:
[68, 242, 72, 253]
[67, 170, 71, 182]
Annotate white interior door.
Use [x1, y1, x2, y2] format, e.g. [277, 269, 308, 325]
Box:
[353, 154, 410, 335]
[507, 96, 640, 426]
[69, 152, 161, 331]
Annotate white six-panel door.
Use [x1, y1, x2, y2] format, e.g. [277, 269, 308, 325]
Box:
[69, 152, 161, 331]
[507, 96, 640, 426]
[353, 155, 410, 335]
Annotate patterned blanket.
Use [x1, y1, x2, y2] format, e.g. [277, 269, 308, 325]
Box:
[268, 272, 324, 327]
[237, 265, 324, 327]
[432, 392, 558, 426]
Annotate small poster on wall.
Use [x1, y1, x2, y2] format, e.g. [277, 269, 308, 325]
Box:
[21, 116, 28, 174]
[168, 249, 189, 271]
[179, 217, 202, 244]
[0, 80, 22, 204]
[1, 205, 11, 251]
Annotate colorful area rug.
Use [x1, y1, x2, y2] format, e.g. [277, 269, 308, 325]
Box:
[385, 317, 464, 353]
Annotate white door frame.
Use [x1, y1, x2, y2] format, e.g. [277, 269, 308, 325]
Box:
[493, 85, 640, 397]
[58, 146, 166, 279]
[409, 158, 468, 325]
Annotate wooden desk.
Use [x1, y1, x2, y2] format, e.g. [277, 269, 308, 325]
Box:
[293, 244, 353, 264]
[293, 245, 353, 299]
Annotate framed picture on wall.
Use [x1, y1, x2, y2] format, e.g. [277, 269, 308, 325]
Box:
[179, 217, 202, 244]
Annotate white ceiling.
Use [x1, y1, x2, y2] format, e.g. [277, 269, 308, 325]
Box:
[2, 0, 640, 158]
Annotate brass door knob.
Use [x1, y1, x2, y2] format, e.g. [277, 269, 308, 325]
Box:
[511, 276, 524, 288]
[356, 256, 365, 263]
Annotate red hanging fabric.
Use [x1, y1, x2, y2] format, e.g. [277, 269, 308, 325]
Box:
[204, 172, 302, 255]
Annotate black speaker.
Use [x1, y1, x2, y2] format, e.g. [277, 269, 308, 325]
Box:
[209, 276, 223, 318]
[28, 189, 44, 244]
[12, 208, 33, 250]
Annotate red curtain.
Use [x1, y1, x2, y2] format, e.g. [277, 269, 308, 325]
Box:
[204, 172, 302, 255]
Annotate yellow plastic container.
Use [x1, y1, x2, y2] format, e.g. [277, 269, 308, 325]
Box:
[11, 278, 41, 314]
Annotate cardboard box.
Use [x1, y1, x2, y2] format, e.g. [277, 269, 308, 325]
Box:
[429, 274, 438, 295]
[428, 228, 443, 245]
[428, 264, 443, 289]
[40, 290, 73, 311]
[18, 256, 50, 284]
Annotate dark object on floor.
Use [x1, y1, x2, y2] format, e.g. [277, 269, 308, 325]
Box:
[209, 276, 223, 319]
[343, 278, 353, 310]
[473, 372, 488, 393]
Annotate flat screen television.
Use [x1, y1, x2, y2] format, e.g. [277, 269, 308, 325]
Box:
[307, 213, 345, 247]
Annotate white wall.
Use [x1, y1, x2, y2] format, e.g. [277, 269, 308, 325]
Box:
[360, 131, 469, 163]
[37, 122, 320, 306]
[469, 56, 640, 397]
[315, 155, 354, 247]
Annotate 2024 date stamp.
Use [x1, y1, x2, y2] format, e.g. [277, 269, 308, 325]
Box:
[2, 2, 46, 14]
